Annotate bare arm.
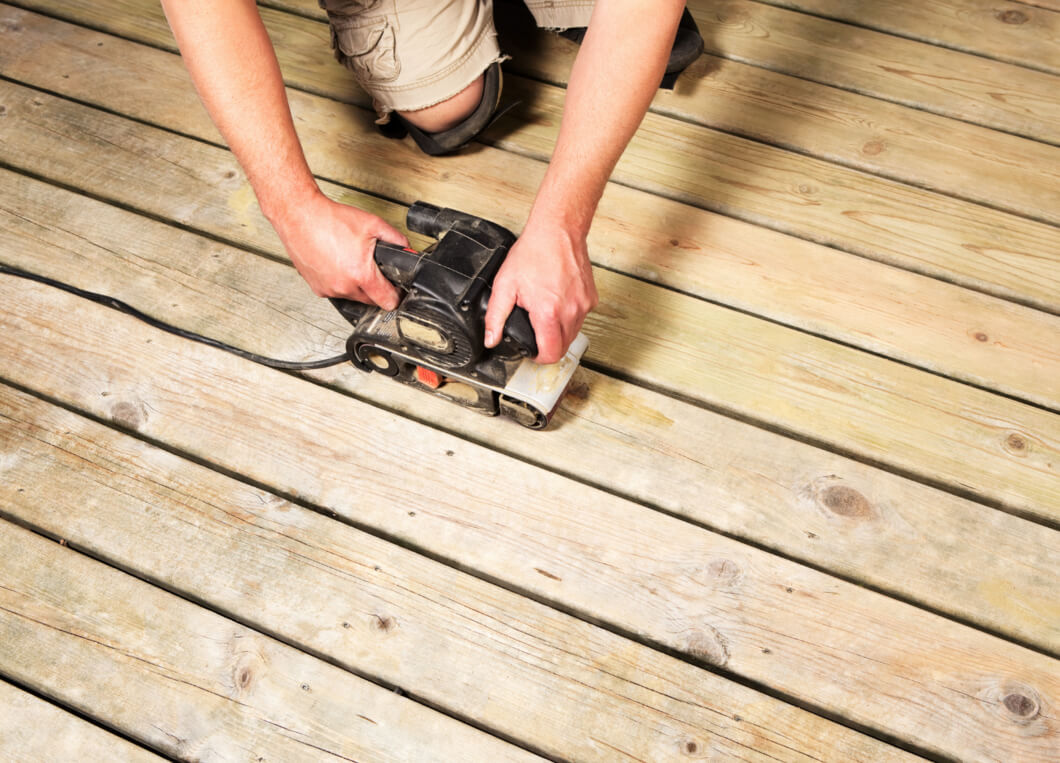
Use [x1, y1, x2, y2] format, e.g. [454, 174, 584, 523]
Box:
[485, 0, 685, 363]
[160, 0, 405, 309]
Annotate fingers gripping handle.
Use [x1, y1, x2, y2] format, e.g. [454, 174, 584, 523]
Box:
[372, 241, 423, 289]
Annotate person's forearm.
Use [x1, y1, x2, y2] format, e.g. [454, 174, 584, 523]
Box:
[530, 0, 685, 236]
[160, 0, 319, 225]
[160, 0, 405, 307]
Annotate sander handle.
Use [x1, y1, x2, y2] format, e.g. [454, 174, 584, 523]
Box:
[373, 240, 423, 289]
[373, 238, 539, 359]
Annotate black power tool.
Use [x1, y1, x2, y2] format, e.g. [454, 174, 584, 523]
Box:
[331, 202, 588, 429]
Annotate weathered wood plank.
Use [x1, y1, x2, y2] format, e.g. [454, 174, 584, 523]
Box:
[4, 169, 1057, 658]
[689, 0, 1060, 140]
[0, 522, 546, 763]
[2, 278, 1057, 761]
[3, 81, 1058, 522]
[751, 0, 1060, 76]
[0, 387, 905, 762]
[0, 681, 163, 763]
[8, 1, 1060, 304]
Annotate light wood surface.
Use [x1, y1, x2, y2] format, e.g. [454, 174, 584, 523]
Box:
[0, 383, 904, 762]
[1, 0, 1057, 758]
[751, 0, 1060, 75]
[688, 0, 1060, 139]
[0, 682, 163, 763]
[0, 521, 545, 762]
[3, 278, 1057, 761]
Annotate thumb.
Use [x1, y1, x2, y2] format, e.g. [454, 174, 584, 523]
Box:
[483, 281, 517, 348]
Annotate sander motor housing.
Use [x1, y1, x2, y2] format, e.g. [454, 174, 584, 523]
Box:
[331, 202, 588, 429]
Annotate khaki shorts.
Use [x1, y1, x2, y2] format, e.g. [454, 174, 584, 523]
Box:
[320, 0, 595, 115]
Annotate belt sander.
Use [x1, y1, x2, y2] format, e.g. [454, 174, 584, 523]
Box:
[331, 202, 588, 429]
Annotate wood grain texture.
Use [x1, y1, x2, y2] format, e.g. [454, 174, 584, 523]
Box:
[3, 168, 1057, 657]
[0, 522, 545, 763]
[3, 80, 1058, 522]
[0, 387, 903, 763]
[2, 279, 1057, 762]
[752, 0, 1060, 75]
[7, 1, 1059, 307]
[689, 0, 1060, 141]
[0, 681, 163, 763]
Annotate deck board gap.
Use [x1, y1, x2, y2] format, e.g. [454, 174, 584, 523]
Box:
[586, 262, 1060, 415]
[568, 166, 1060, 318]
[683, 47, 1060, 145]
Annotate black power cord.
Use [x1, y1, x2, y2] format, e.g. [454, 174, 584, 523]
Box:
[1, 262, 350, 371]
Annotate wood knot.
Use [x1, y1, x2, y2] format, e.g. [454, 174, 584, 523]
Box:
[706, 559, 743, 587]
[997, 9, 1028, 24]
[862, 140, 885, 156]
[684, 626, 729, 667]
[110, 400, 146, 430]
[0, 105, 6, 117]
[1003, 432, 1030, 457]
[565, 380, 590, 401]
[981, 681, 1044, 726]
[372, 613, 396, 633]
[820, 484, 873, 519]
[1003, 692, 1039, 719]
[973, 331, 989, 342]
[683, 739, 699, 755]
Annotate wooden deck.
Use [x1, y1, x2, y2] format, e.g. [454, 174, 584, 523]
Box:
[1, 0, 1057, 759]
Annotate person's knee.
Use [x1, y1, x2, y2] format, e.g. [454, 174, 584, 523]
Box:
[398, 74, 485, 133]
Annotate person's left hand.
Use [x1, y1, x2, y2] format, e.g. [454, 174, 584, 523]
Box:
[483, 220, 598, 364]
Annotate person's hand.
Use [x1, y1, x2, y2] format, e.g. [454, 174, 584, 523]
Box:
[272, 191, 408, 310]
[483, 220, 598, 364]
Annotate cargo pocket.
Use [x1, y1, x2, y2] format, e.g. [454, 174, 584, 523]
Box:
[320, 0, 401, 85]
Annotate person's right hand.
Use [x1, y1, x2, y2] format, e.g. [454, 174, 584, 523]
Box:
[272, 191, 408, 310]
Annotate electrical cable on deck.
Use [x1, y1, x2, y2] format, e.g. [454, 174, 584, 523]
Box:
[0, 263, 350, 371]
